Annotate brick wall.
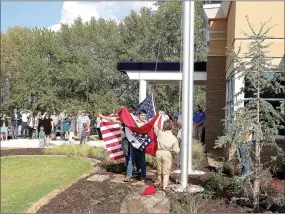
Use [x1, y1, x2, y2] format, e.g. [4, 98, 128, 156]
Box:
[205, 56, 226, 153]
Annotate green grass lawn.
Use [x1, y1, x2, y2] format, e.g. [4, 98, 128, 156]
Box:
[1, 156, 93, 213]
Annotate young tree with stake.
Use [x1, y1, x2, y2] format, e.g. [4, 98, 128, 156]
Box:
[215, 17, 285, 211]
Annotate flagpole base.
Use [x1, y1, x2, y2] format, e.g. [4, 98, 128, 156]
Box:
[172, 169, 206, 175]
[168, 184, 205, 193]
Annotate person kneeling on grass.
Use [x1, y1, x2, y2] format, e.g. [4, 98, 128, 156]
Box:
[154, 112, 180, 190]
[39, 126, 46, 147]
[80, 123, 88, 145]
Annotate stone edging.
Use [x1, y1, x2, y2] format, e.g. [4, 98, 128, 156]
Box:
[11, 156, 98, 213]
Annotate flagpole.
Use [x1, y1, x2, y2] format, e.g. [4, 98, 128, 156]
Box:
[188, 0, 195, 174]
[180, 0, 191, 189]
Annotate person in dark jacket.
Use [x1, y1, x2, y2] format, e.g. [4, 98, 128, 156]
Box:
[11, 108, 21, 139]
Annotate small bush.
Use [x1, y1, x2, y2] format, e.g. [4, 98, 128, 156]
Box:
[44, 144, 105, 159]
[222, 159, 241, 176]
[225, 175, 245, 198]
[202, 170, 247, 199]
[202, 171, 225, 198]
[89, 135, 99, 141]
[146, 154, 156, 169]
[169, 192, 208, 213]
[192, 139, 206, 169]
[261, 177, 285, 207]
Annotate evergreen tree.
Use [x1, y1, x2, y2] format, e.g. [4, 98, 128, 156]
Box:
[215, 17, 285, 211]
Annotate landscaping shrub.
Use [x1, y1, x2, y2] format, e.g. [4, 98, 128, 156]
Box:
[202, 171, 246, 199]
[222, 159, 241, 176]
[146, 154, 156, 169]
[192, 139, 206, 169]
[202, 171, 225, 198]
[169, 192, 209, 213]
[44, 144, 105, 159]
[261, 177, 285, 209]
[89, 135, 99, 141]
[224, 175, 245, 198]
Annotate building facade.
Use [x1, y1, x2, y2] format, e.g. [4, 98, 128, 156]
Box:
[203, 1, 285, 153]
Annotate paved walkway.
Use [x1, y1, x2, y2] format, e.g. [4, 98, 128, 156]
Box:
[1, 139, 106, 149]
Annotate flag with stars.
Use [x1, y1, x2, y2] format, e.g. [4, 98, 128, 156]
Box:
[124, 127, 153, 151]
[117, 107, 159, 156]
[134, 93, 156, 120]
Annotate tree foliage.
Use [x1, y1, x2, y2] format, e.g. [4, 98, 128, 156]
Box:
[215, 17, 285, 211]
[1, 2, 207, 115]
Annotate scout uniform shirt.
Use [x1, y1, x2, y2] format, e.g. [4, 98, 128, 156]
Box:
[154, 127, 180, 153]
[135, 118, 147, 127]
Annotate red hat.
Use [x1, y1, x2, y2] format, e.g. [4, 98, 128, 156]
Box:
[140, 185, 157, 196]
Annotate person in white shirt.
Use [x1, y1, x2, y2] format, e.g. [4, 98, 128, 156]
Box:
[76, 110, 90, 139]
[95, 116, 102, 140]
[20, 109, 32, 138]
[51, 112, 59, 133]
[27, 113, 35, 139]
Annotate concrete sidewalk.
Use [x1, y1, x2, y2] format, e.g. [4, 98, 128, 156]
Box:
[0, 139, 106, 149]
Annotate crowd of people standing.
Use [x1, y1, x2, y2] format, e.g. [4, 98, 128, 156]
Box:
[0, 108, 93, 144]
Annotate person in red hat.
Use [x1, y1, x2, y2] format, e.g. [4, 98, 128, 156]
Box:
[153, 112, 180, 190]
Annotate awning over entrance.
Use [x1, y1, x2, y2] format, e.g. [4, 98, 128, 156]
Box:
[117, 61, 207, 102]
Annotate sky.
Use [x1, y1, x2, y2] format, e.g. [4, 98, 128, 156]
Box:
[1, 1, 157, 32]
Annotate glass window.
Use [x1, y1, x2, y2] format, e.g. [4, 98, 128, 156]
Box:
[266, 100, 285, 136]
[225, 75, 234, 130]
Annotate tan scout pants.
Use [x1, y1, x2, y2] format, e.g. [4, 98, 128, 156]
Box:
[155, 150, 172, 175]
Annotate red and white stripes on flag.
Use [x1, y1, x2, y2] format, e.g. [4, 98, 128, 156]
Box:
[100, 119, 125, 160]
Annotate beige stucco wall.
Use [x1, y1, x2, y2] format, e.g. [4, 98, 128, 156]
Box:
[235, 1, 284, 39]
[233, 39, 284, 58]
[226, 1, 285, 74]
[209, 22, 227, 56]
[226, 2, 236, 71]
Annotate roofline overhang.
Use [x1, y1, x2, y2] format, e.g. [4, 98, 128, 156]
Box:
[203, 1, 232, 25]
[117, 61, 207, 73]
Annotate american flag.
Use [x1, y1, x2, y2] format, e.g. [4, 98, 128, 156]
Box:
[100, 119, 125, 160]
[125, 126, 153, 152]
[131, 132, 153, 151]
[134, 93, 156, 120]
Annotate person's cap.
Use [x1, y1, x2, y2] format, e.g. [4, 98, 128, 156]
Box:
[140, 185, 156, 196]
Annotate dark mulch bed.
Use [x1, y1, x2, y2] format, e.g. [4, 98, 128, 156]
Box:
[199, 199, 252, 213]
[2, 148, 254, 213]
[37, 174, 141, 213]
[1, 148, 44, 157]
[38, 161, 155, 213]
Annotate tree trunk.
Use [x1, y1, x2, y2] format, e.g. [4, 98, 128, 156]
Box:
[253, 146, 260, 212]
[253, 84, 261, 212]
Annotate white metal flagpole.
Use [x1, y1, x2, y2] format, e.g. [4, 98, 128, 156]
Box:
[187, 0, 195, 174]
[180, 0, 191, 189]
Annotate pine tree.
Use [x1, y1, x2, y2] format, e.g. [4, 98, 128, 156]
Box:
[215, 17, 285, 211]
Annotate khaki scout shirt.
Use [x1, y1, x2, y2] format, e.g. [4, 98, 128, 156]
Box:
[154, 128, 180, 153]
[135, 119, 147, 127]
